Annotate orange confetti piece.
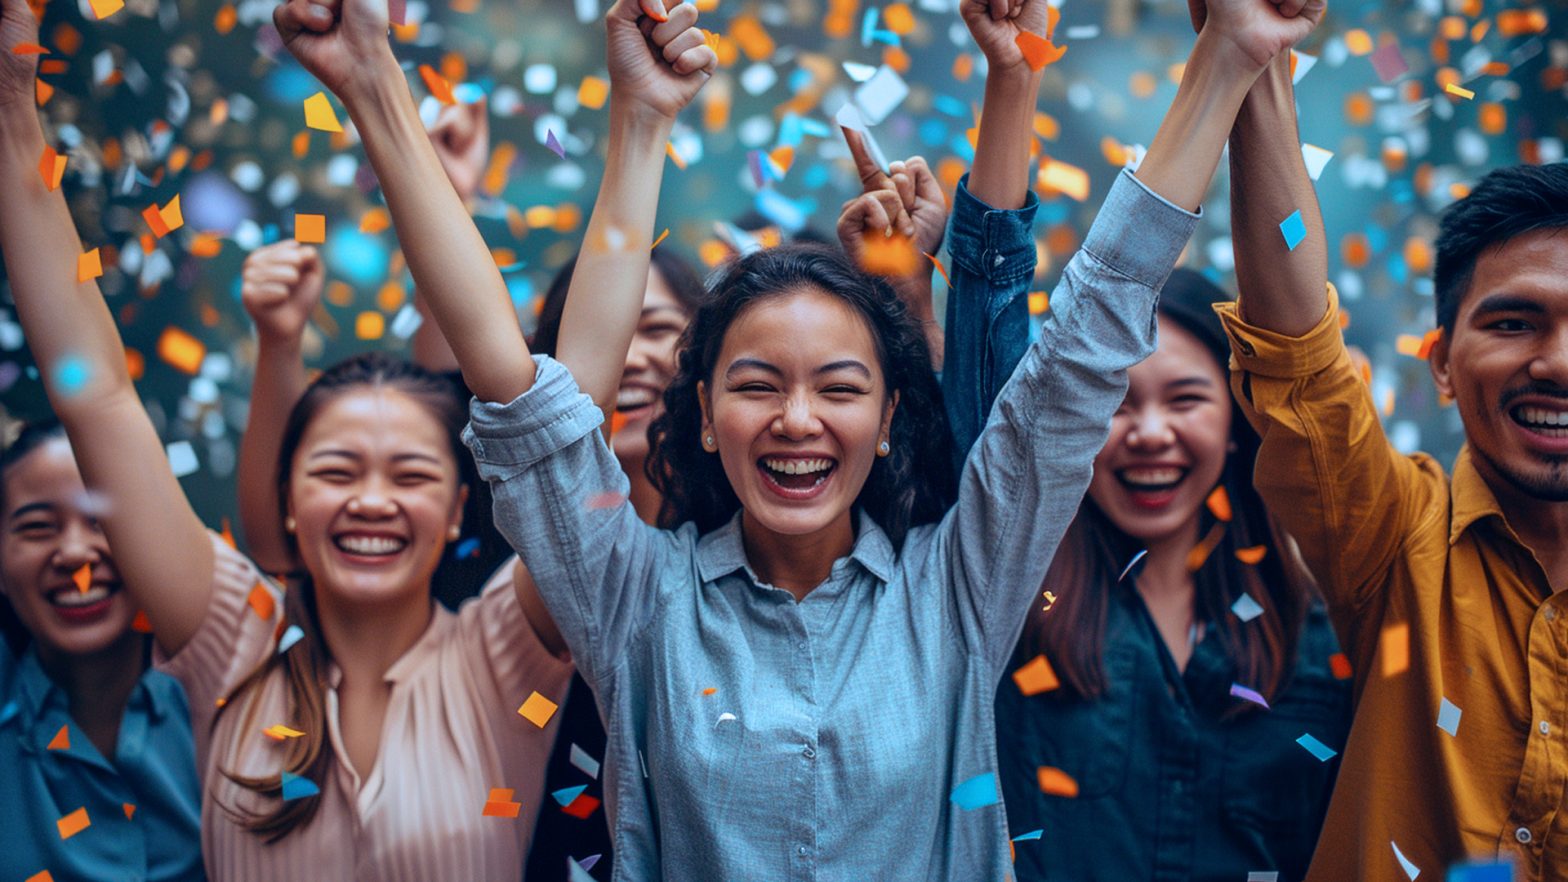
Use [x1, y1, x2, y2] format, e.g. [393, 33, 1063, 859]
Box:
[247, 583, 276, 620]
[354, 311, 385, 341]
[214, 4, 237, 33]
[141, 194, 183, 238]
[47, 725, 70, 750]
[517, 691, 559, 728]
[924, 252, 951, 288]
[122, 803, 136, 820]
[303, 92, 343, 133]
[702, 687, 717, 696]
[156, 326, 205, 375]
[1012, 654, 1060, 696]
[882, 2, 914, 34]
[56, 807, 90, 839]
[190, 233, 222, 258]
[1015, 32, 1067, 72]
[131, 610, 153, 633]
[1205, 486, 1233, 522]
[1344, 29, 1373, 55]
[729, 14, 775, 61]
[77, 248, 102, 283]
[1037, 159, 1089, 201]
[419, 64, 456, 105]
[35, 78, 53, 106]
[1037, 767, 1079, 798]
[38, 145, 65, 190]
[665, 140, 687, 170]
[650, 228, 670, 251]
[1381, 623, 1410, 677]
[26, 871, 54, 882]
[13, 42, 46, 55]
[1329, 652, 1353, 680]
[72, 563, 91, 594]
[483, 798, 522, 818]
[359, 207, 391, 234]
[859, 231, 921, 278]
[295, 213, 326, 244]
[1185, 522, 1226, 572]
[1028, 292, 1050, 315]
[577, 76, 609, 110]
[1234, 545, 1268, 565]
[87, 0, 123, 18]
[1496, 9, 1547, 36]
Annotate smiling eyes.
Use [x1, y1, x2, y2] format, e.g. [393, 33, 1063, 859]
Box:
[305, 466, 443, 486]
[1484, 317, 1534, 332]
[730, 382, 870, 398]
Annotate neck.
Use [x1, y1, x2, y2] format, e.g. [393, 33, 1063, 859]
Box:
[619, 452, 664, 525]
[35, 630, 147, 757]
[740, 509, 856, 601]
[315, 588, 435, 688]
[1135, 518, 1202, 605]
[1474, 457, 1568, 592]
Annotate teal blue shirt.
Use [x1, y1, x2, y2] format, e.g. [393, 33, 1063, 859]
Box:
[0, 647, 204, 882]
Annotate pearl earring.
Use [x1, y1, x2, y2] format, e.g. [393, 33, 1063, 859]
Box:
[284, 516, 297, 534]
[877, 440, 890, 456]
[447, 525, 462, 542]
[704, 433, 716, 451]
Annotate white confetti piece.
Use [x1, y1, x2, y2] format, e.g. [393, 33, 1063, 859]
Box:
[167, 441, 199, 478]
[1301, 144, 1334, 181]
[570, 744, 601, 779]
[853, 66, 908, 125]
[1392, 840, 1420, 880]
[1231, 593, 1265, 623]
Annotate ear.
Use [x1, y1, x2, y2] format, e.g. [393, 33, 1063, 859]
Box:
[449, 484, 470, 536]
[697, 379, 714, 436]
[1427, 327, 1454, 401]
[881, 389, 900, 440]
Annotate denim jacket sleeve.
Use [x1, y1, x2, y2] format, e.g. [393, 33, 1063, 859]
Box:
[937, 169, 1199, 674]
[462, 356, 680, 689]
[941, 174, 1040, 466]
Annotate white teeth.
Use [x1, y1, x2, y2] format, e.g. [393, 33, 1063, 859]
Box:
[1121, 467, 1184, 486]
[1517, 406, 1568, 428]
[763, 458, 833, 475]
[335, 535, 407, 555]
[616, 388, 656, 410]
[51, 586, 110, 607]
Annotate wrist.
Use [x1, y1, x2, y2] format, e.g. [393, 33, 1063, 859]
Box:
[608, 99, 677, 145]
[1191, 27, 1270, 86]
[338, 47, 408, 118]
[255, 329, 306, 355]
[982, 66, 1043, 105]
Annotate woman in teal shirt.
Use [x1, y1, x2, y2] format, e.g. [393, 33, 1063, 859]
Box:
[0, 422, 203, 882]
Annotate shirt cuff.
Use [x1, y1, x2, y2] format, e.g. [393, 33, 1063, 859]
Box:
[946, 173, 1040, 285]
[1213, 283, 1343, 378]
[462, 355, 604, 483]
[1079, 168, 1201, 290]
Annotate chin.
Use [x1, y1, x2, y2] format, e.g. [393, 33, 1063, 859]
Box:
[36, 604, 139, 657]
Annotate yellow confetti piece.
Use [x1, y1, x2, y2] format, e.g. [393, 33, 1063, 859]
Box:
[1444, 82, 1474, 100]
[87, 0, 123, 19]
[1028, 292, 1050, 315]
[577, 75, 608, 110]
[38, 145, 65, 190]
[354, 311, 385, 340]
[295, 213, 326, 244]
[142, 194, 183, 238]
[1381, 623, 1410, 677]
[303, 92, 343, 133]
[77, 248, 102, 283]
[665, 141, 687, 170]
[517, 691, 559, 728]
[1037, 159, 1089, 202]
[263, 724, 306, 740]
[650, 228, 670, 251]
[56, 807, 90, 839]
[157, 326, 205, 375]
[1012, 654, 1060, 696]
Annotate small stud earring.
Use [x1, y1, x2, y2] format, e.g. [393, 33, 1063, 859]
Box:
[877, 440, 891, 456]
[703, 433, 716, 451]
[284, 516, 297, 534]
[447, 525, 462, 542]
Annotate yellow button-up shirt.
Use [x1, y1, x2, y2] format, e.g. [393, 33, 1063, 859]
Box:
[1216, 289, 1563, 882]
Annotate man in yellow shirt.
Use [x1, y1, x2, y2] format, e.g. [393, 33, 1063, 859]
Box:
[1214, 52, 1568, 882]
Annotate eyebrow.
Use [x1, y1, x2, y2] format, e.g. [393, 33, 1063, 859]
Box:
[641, 305, 686, 319]
[724, 358, 873, 380]
[306, 449, 445, 465]
[1472, 294, 1547, 316]
[7, 501, 55, 521]
[1166, 376, 1216, 390]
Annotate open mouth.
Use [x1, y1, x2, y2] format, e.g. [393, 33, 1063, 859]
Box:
[614, 386, 659, 417]
[757, 456, 837, 499]
[332, 533, 409, 558]
[1115, 466, 1189, 508]
[47, 583, 120, 622]
[1511, 405, 1568, 438]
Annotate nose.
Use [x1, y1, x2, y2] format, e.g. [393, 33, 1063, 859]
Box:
[54, 519, 104, 571]
[772, 392, 823, 440]
[347, 478, 398, 519]
[1527, 326, 1568, 386]
[1124, 405, 1175, 450]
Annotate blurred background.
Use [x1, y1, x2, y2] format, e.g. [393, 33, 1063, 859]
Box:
[0, 0, 1561, 528]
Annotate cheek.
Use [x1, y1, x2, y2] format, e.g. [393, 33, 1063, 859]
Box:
[1180, 410, 1233, 476]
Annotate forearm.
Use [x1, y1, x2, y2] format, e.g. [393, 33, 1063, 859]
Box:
[342, 57, 534, 403]
[1133, 28, 1263, 213]
[966, 70, 1043, 211]
[410, 290, 460, 374]
[555, 105, 674, 416]
[236, 335, 309, 572]
[1230, 53, 1327, 336]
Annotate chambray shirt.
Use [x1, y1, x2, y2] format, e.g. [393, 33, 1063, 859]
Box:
[464, 169, 1197, 881]
[0, 647, 204, 882]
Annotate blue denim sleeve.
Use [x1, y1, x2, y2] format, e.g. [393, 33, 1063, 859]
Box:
[938, 169, 1199, 674]
[941, 174, 1039, 467]
[462, 355, 678, 688]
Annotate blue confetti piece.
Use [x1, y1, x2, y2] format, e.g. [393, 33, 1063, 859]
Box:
[1447, 859, 1513, 882]
[546, 129, 566, 159]
[1118, 548, 1148, 582]
[1393, 840, 1421, 880]
[1296, 733, 1338, 762]
[777, 113, 804, 148]
[1230, 683, 1270, 709]
[796, 117, 831, 139]
[949, 772, 999, 811]
[1436, 697, 1461, 737]
[52, 356, 91, 398]
[1231, 593, 1265, 622]
[860, 8, 878, 46]
[1012, 829, 1043, 842]
[1279, 210, 1306, 251]
[552, 785, 588, 807]
[0, 699, 19, 726]
[280, 771, 320, 801]
[932, 94, 968, 118]
[453, 82, 486, 104]
[454, 536, 481, 560]
[277, 624, 305, 654]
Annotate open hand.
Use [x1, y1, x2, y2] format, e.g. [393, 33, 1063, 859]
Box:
[429, 99, 489, 203]
[273, 0, 393, 101]
[1191, 0, 1324, 69]
[606, 0, 717, 122]
[958, 0, 1053, 77]
[241, 241, 324, 344]
[0, 0, 40, 109]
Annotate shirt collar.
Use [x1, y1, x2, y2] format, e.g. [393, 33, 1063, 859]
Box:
[695, 509, 896, 587]
[325, 603, 455, 689]
[1449, 445, 1516, 547]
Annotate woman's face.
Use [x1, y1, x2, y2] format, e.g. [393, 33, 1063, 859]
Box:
[700, 287, 897, 539]
[286, 387, 466, 610]
[0, 437, 136, 657]
[1088, 318, 1232, 544]
[612, 268, 691, 463]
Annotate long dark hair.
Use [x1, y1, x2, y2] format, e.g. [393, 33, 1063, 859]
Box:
[214, 352, 476, 841]
[647, 244, 956, 549]
[1020, 270, 1313, 709]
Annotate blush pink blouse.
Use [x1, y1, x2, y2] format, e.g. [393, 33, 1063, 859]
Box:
[159, 535, 573, 881]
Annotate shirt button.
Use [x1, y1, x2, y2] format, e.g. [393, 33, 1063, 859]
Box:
[803, 746, 816, 759]
[1517, 827, 1533, 844]
[1541, 721, 1552, 736]
[798, 845, 808, 855]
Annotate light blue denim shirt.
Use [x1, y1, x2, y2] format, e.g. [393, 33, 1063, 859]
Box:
[464, 169, 1197, 881]
[0, 647, 204, 882]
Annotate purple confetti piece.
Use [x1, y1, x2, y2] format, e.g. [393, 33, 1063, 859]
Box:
[546, 129, 566, 159]
[1369, 41, 1409, 84]
[1230, 683, 1270, 709]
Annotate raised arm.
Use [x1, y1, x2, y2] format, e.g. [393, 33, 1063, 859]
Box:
[273, 0, 531, 403]
[0, 0, 215, 652]
[235, 241, 321, 573]
[939, 0, 1324, 670]
[411, 100, 489, 375]
[553, 0, 717, 420]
